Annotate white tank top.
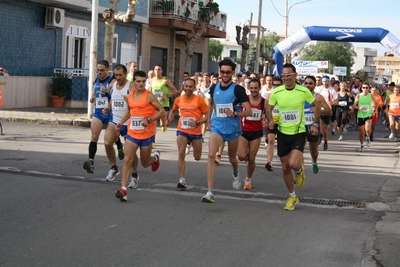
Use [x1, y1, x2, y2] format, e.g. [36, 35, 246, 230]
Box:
[111, 80, 130, 124]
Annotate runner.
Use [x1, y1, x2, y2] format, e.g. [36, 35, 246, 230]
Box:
[267, 63, 321, 211]
[370, 86, 383, 141]
[115, 70, 166, 202]
[387, 85, 400, 141]
[335, 82, 352, 141]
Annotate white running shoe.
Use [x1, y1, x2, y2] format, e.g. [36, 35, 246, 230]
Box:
[389, 133, 395, 141]
[106, 167, 120, 181]
[185, 144, 191, 155]
[232, 173, 242, 190]
[128, 175, 139, 188]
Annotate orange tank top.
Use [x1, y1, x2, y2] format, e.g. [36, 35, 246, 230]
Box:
[127, 89, 156, 139]
[174, 95, 208, 135]
[389, 94, 400, 116]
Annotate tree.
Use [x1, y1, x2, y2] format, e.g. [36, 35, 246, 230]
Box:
[184, 1, 220, 73]
[102, 0, 138, 66]
[208, 39, 223, 61]
[297, 41, 356, 79]
[235, 25, 250, 70]
[248, 32, 280, 74]
[354, 69, 369, 82]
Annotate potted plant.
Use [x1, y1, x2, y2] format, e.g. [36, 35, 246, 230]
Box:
[49, 72, 72, 108]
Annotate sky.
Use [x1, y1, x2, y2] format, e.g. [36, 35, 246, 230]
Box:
[216, 0, 400, 56]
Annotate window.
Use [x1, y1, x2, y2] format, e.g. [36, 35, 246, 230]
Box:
[65, 25, 90, 69]
[230, 50, 237, 58]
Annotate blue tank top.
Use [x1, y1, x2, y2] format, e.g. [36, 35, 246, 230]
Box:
[93, 76, 113, 115]
[211, 82, 241, 134]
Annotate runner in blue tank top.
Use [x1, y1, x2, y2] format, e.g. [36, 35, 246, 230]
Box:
[201, 59, 252, 203]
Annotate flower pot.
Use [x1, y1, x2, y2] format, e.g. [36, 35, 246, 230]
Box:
[51, 95, 66, 108]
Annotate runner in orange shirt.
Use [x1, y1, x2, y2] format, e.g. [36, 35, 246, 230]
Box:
[166, 78, 208, 189]
[114, 70, 166, 202]
[387, 85, 400, 141]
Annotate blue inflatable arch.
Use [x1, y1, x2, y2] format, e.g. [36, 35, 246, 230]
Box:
[273, 26, 400, 76]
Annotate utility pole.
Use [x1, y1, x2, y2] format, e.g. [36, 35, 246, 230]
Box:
[245, 12, 253, 71]
[88, 0, 99, 119]
[254, 0, 262, 74]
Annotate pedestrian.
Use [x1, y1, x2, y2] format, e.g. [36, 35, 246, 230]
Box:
[115, 70, 166, 202]
[83, 60, 119, 174]
[267, 63, 321, 211]
[201, 58, 252, 203]
[237, 79, 267, 190]
[166, 78, 208, 189]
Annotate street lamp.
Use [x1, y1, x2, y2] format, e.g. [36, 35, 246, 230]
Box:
[284, 0, 311, 62]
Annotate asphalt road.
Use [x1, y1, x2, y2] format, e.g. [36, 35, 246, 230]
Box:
[0, 121, 399, 267]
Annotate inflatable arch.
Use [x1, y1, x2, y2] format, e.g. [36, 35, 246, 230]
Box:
[273, 26, 400, 76]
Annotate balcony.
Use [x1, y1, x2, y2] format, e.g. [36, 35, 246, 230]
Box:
[29, 0, 91, 11]
[149, 0, 227, 38]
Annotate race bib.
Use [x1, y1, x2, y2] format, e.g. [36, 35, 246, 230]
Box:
[272, 106, 279, 117]
[154, 91, 163, 101]
[359, 105, 370, 112]
[246, 109, 262, 121]
[281, 110, 300, 124]
[215, 103, 233, 117]
[130, 116, 144, 130]
[305, 113, 314, 125]
[96, 97, 108, 109]
[339, 101, 347, 107]
[113, 98, 125, 111]
[391, 103, 399, 109]
[181, 117, 195, 129]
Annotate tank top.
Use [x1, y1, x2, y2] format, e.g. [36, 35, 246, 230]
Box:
[358, 94, 373, 118]
[242, 98, 264, 132]
[127, 90, 156, 139]
[93, 76, 113, 114]
[304, 92, 317, 126]
[175, 95, 208, 135]
[152, 77, 170, 107]
[337, 92, 350, 110]
[110, 80, 130, 124]
[389, 94, 400, 116]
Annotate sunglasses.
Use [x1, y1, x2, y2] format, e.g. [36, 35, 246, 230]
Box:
[273, 84, 281, 86]
[97, 69, 106, 72]
[281, 73, 295, 78]
[219, 70, 233, 75]
[304, 82, 314, 85]
[362, 87, 370, 89]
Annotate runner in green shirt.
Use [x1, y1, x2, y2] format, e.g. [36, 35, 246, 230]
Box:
[267, 63, 321, 211]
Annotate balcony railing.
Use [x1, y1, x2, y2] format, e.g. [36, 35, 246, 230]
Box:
[149, 0, 226, 32]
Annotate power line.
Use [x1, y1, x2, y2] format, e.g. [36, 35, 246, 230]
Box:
[270, 0, 285, 17]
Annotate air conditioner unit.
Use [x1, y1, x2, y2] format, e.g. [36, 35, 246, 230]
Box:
[45, 7, 65, 28]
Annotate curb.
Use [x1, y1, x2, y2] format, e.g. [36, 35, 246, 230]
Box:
[0, 116, 91, 128]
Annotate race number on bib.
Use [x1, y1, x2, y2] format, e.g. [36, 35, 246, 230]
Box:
[96, 97, 108, 109]
[130, 116, 144, 130]
[391, 103, 399, 109]
[181, 117, 195, 129]
[281, 110, 300, 124]
[246, 109, 262, 121]
[305, 113, 314, 125]
[359, 105, 370, 112]
[215, 103, 233, 117]
[339, 101, 347, 107]
[154, 91, 163, 101]
[113, 98, 125, 110]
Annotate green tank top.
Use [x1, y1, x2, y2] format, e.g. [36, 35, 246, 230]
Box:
[152, 77, 170, 107]
[358, 94, 373, 118]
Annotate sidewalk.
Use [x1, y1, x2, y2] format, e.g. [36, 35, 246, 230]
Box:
[0, 107, 90, 127]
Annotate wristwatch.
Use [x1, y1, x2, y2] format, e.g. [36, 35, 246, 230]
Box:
[312, 123, 318, 127]
[196, 120, 201, 126]
[147, 117, 152, 124]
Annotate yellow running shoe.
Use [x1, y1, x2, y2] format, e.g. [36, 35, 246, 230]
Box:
[161, 126, 167, 132]
[295, 164, 305, 188]
[284, 196, 299, 211]
[152, 142, 156, 148]
[214, 155, 221, 165]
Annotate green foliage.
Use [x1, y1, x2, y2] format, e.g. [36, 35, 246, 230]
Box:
[155, 0, 175, 13]
[297, 41, 356, 79]
[198, 1, 219, 20]
[248, 32, 281, 73]
[208, 39, 223, 60]
[354, 69, 369, 81]
[49, 72, 72, 97]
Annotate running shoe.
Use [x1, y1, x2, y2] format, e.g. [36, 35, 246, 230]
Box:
[243, 154, 249, 163]
[105, 166, 120, 181]
[83, 160, 94, 174]
[185, 144, 191, 155]
[161, 126, 167, 132]
[243, 178, 251, 190]
[366, 137, 371, 147]
[214, 155, 221, 165]
[201, 137, 204, 143]
[128, 175, 139, 189]
[338, 136, 343, 141]
[201, 191, 215, 203]
[151, 151, 161, 172]
[265, 161, 273, 171]
[284, 196, 299, 211]
[177, 179, 187, 189]
[312, 163, 319, 174]
[118, 148, 124, 160]
[389, 133, 395, 141]
[115, 188, 127, 202]
[323, 142, 328, 151]
[343, 127, 347, 134]
[232, 173, 242, 190]
[331, 129, 335, 135]
[358, 145, 364, 152]
[295, 164, 305, 188]
[264, 140, 268, 147]
[152, 142, 156, 148]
